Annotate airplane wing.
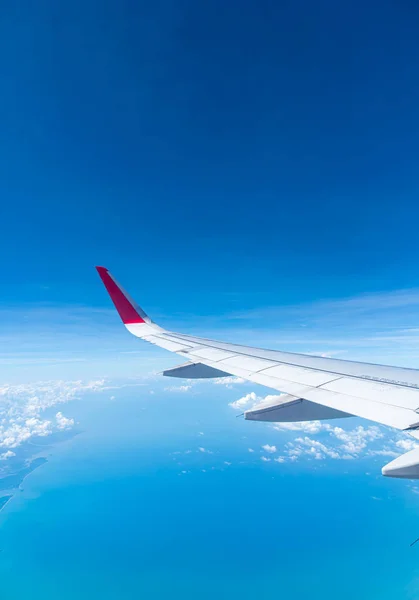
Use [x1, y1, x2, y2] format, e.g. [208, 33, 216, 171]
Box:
[96, 266, 419, 479]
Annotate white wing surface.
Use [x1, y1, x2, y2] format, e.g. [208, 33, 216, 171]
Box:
[96, 267, 419, 479]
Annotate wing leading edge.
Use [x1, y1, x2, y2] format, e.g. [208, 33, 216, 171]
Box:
[96, 266, 419, 478]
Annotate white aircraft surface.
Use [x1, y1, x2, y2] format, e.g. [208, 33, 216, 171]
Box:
[96, 266, 419, 479]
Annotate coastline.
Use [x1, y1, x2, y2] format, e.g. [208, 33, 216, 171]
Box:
[0, 457, 48, 514]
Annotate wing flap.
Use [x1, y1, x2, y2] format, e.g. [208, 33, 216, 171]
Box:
[162, 362, 229, 379]
[245, 394, 351, 422]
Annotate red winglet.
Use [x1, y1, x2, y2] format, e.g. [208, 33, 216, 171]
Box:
[96, 266, 145, 324]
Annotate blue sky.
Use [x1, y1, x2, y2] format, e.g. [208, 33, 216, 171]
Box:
[2, 1, 419, 597]
[1, 0, 419, 311]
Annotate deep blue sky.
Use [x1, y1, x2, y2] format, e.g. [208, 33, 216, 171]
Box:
[1, 0, 419, 315]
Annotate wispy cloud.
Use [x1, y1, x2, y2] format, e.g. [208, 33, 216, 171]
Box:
[194, 287, 419, 368]
[213, 376, 245, 388]
[164, 385, 192, 393]
[3, 283, 419, 383]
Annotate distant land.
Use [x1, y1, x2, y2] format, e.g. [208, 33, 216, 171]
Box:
[0, 428, 80, 514]
[0, 457, 48, 514]
[0, 457, 48, 494]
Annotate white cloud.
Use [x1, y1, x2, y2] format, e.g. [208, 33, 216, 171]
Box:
[260, 456, 271, 462]
[230, 392, 286, 411]
[248, 448, 255, 453]
[292, 436, 341, 460]
[164, 385, 192, 393]
[274, 457, 285, 463]
[395, 438, 418, 452]
[229, 391, 259, 410]
[0, 450, 15, 460]
[261, 444, 277, 454]
[273, 421, 326, 434]
[198, 447, 213, 454]
[213, 376, 245, 387]
[278, 425, 386, 462]
[368, 449, 399, 458]
[259, 396, 401, 463]
[56, 412, 75, 430]
[328, 425, 383, 454]
[275, 420, 383, 454]
[0, 379, 105, 451]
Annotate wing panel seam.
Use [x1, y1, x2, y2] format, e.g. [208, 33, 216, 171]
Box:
[165, 332, 419, 391]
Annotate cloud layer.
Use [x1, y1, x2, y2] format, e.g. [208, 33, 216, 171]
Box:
[0, 379, 106, 454]
[233, 390, 417, 465]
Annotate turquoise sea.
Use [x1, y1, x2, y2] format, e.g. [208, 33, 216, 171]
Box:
[1, 389, 419, 599]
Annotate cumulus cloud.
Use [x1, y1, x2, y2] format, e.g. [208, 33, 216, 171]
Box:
[274, 419, 383, 453]
[395, 438, 419, 452]
[278, 425, 386, 462]
[0, 450, 15, 460]
[291, 437, 341, 460]
[228, 389, 414, 464]
[329, 425, 383, 454]
[56, 412, 75, 430]
[260, 456, 271, 462]
[0, 379, 105, 451]
[273, 421, 326, 434]
[230, 392, 288, 411]
[275, 421, 416, 464]
[261, 444, 277, 454]
[229, 391, 259, 410]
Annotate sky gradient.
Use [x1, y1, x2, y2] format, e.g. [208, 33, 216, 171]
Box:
[1, 0, 419, 308]
[1, 1, 419, 598]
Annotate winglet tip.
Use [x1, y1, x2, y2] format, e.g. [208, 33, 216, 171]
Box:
[95, 266, 147, 325]
[95, 265, 108, 274]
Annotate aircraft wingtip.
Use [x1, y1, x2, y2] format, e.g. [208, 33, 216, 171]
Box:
[95, 266, 109, 275]
[95, 266, 148, 325]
